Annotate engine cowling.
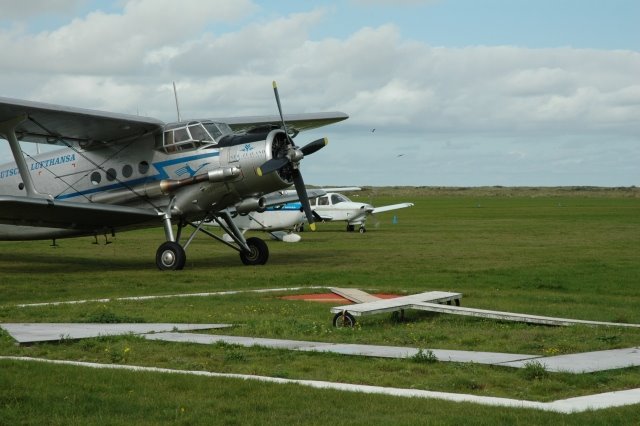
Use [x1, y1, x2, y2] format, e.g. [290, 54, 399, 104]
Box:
[219, 129, 293, 196]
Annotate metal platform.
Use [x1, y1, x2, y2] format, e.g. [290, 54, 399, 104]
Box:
[329, 290, 462, 327]
[329, 288, 640, 328]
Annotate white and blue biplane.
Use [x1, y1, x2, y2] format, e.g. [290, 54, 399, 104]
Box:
[0, 82, 347, 269]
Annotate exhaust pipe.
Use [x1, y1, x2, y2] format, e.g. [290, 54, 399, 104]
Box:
[234, 197, 266, 214]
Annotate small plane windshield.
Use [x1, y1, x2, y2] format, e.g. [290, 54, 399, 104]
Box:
[159, 121, 231, 153]
[331, 194, 350, 204]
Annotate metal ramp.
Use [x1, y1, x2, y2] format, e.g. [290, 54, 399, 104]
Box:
[330, 290, 462, 327]
[329, 288, 640, 328]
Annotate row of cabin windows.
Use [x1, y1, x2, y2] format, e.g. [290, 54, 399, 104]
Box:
[90, 161, 150, 186]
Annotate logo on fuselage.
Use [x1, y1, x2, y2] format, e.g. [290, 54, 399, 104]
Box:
[175, 163, 208, 177]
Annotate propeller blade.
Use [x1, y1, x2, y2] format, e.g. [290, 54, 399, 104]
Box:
[272, 81, 291, 140]
[292, 169, 316, 231]
[300, 137, 328, 156]
[257, 157, 289, 176]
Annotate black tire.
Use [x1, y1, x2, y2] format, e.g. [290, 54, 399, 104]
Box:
[346, 224, 355, 232]
[240, 237, 269, 265]
[359, 226, 366, 234]
[156, 241, 186, 270]
[333, 312, 356, 328]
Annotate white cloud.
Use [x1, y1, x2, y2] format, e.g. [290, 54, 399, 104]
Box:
[0, 4, 638, 186]
[0, 0, 84, 19]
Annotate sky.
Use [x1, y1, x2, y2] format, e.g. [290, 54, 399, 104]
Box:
[0, 0, 638, 187]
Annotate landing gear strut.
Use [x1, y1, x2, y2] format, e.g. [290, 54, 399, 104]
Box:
[155, 206, 270, 270]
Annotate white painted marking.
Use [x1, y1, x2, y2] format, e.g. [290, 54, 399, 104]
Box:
[2, 356, 639, 413]
[14, 286, 328, 308]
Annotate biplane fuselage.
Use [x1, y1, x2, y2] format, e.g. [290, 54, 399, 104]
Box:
[0, 89, 347, 269]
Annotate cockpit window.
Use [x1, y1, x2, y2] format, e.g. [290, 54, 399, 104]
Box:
[318, 196, 329, 206]
[331, 194, 350, 204]
[159, 121, 230, 153]
[188, 124, 212, 142]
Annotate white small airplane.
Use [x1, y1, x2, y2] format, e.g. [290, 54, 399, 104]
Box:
[310, 191, 414, 233]
[0, 82, 348, 269]
[207, 188, 328, 243]
[215, 188, 413, 241]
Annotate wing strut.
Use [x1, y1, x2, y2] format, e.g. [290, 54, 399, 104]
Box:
[0, 114, 50, 199]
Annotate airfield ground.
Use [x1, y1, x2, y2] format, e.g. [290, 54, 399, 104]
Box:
[1, 187, 639, 424]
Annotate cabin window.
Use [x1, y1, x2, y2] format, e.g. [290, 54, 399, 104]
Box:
[318, 196, 329, 206]
[122, 164, 133, 178]
[90, 172, 101, 185]
[138, 161, 150, 174]
[106, 168, 117, 182]
[331, 194, 348, 204]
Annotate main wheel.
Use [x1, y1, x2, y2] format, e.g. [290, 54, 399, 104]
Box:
[156, 241, 186, 270]
[240, 237, 269, 265]
[346, 224, 355, 232]
[333, 312, 356, 328]
[359, 226, 366, 233]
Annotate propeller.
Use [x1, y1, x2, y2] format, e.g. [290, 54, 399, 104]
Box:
[257, 81, 329, 231]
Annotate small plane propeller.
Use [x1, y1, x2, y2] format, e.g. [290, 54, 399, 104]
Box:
[257, 81, 329, 231]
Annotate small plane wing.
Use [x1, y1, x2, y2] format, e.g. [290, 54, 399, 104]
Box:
[0, 196, 161, 230]
[215, 112, 349, 134]
[371, 203, 414, 214]
[0, 97, 164, 146]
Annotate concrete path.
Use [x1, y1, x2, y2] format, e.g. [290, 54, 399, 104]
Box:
[144, 332, 640, 373]
[144, 332, 539, 365]
[0, 323, 232, 343]
[502, 347, 640, 373]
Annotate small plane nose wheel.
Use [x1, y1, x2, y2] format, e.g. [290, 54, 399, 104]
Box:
[333, 311, 356, 328]
[156, 241, 186, 270]
[239, 237, 269, 265]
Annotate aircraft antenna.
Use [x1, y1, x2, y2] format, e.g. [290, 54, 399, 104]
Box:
[172, 81, 182, 122]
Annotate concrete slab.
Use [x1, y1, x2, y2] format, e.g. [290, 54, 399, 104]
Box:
[144, 332, 325, 351]
[146, 332, 540, 366]
[0, 323, 232, 344]
[145, 332, 640, 374]
[501, 347, 640, 373]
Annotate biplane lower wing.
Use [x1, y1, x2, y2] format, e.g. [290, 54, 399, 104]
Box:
[0, 196, 161, 239]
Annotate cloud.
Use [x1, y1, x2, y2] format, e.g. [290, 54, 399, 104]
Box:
[0, 0, 84, 20]
[0, 4, 638, 185]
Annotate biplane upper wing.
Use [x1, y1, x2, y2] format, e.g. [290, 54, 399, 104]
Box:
[0, 97, 165, 146]
[213, 112, 349, 134]
[0, 195, 161, 230]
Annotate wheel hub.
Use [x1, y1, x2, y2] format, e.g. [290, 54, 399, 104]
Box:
[161, 250, 175, 266]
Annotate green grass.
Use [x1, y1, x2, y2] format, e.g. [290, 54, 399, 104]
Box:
[1, 187, 640, 424]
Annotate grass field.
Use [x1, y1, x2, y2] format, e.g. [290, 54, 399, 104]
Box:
[1, 187, 639, 424]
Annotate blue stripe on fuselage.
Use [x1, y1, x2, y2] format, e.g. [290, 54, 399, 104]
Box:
[55, 151, 220, 200]
[266, 202, 302, 211]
